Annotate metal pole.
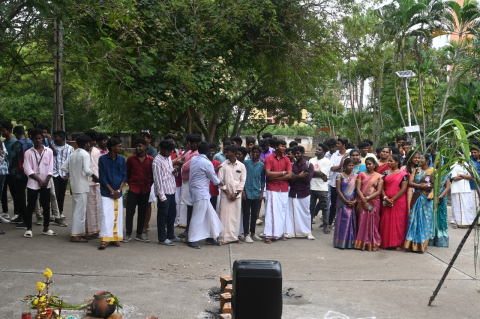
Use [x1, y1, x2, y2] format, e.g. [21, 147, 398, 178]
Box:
[405, 79, 412, 127]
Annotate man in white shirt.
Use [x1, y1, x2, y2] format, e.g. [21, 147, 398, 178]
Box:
[62, 135, 98, 242]
[451, 152, 474, 227]
[309, 143, 331, 229]
[327, 137, 351, 232]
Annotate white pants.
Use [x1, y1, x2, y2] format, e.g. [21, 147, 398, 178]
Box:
[452, 192, 475, 226]
[189, 199, 224, 242]
[264, 191, 288, 239]
[71, 193, 88, 236]
[285, 196, 311, 238]
[178, 182, 191, 227]
[99, 196, 124, 241]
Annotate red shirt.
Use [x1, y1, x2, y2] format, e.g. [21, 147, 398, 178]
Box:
[264, 153, 292, 192]
[209, 159, 220, 196]
[126, 154, 154, 194]
[170, 149, 183, 187]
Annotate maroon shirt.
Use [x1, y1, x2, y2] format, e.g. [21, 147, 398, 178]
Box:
[209, 159, 220, 197]
[170, 149, 183, 187]
[126, 154, 154, 194]
[264, 153, 292, 192]
[289, 160, 314, 198]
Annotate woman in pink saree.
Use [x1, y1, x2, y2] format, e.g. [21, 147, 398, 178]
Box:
[355, 157, 384, 251]
[380, 154, 409, 250]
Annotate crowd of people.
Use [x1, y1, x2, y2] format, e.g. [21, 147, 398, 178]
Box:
[0, 122, 479, 253]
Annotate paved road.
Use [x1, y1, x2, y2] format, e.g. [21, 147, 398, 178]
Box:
[0, 195, 478, 318]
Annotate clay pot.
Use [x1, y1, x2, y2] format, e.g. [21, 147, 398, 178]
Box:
[89, 291, 116, 319]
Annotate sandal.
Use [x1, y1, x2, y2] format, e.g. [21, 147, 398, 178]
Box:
[178, 232, 187, 238]
[23, 230, 33, 238]
[452, 224, 458, 229]
[70, 236, 88, 243]
[42, 229, 57, 236]
[98, 242, 107, 250]
[265, 239, 272, 244]
[0, 229, 4, 235]
[324, 226, 331, 234]
[281, 237, 288, 241]
[395, 246, 403, 251]
[109, 241, 120, 247]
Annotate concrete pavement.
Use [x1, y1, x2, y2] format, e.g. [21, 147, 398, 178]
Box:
[0, 194, 479, 318]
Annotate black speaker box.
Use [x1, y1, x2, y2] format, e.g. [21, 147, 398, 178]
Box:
[232, 260, 282, 319]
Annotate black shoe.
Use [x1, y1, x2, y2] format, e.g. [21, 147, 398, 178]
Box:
[14, 223, 27, 229]
[206, 238, 221, 246]
[10, 217, 24, 224]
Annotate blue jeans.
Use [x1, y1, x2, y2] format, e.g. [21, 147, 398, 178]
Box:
[157, 194, 176, 241]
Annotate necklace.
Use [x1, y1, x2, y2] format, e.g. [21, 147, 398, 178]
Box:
[364, 171, 376, 176]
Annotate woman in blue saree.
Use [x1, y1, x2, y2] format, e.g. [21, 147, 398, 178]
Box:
[350, 149, 366, 174]
[404, 154, 434, 252]
[430, 169, 450, 247]
[334, 158, 358, 249]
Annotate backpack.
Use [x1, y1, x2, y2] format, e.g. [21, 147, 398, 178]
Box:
[15, 138, 33, 176]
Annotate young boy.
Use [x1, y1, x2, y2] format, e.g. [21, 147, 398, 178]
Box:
[52, 130, 74, 221]
[218, 145, 246, 244]
[264, 139, 293, 243]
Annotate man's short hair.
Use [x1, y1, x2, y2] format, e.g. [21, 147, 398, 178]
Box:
[251, 145, 261, 153]
[97, 133, 109, 141]
[363, 138, 374, 146]
[53, 130, 67, 141]
[337, 137, 348, 146]
[159, 140, 175, 151]
[165, 133, 177, 141]
[294, 145, 305, 153]
[85, 129, 98, 141]
[286, 147, 294, 154]
[133, 138, 147, 146]
[224, 145, 237, 154]
[237, 146, 248, 156]
[30, 128, 43, 139]
[38, 123, 49, 132]
[324, 138, 337, 147]
[274, 139, 287, 148]
[318, 143, 328, 153]
[107, 137, 122, 151]
[402, 141, 412, 147]
[207, 142, 216, 150]
[259, 139, 269, 147]
[1, 121, 13, 132]
[289, 141, 298, 148]
[230, 136, 243, 145]
[76, 134, 91, 148]
[186, 134, 202, 143]
[396, 135, 406, 141]
[197, 141, 208, 154]
[246, 136, 256, 145]
[358, 141, 370, 149]
[140, 129, 153, 139]
[346, 142, 355, 150]
[13, 126, 25, 136]
[262, 132, 273, 139]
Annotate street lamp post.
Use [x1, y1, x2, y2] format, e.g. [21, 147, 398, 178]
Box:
[395, 70, 419, 134]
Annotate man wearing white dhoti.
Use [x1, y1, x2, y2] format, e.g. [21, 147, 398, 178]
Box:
[264, 139, 293, 243]
[98, 137, 127, 249]
[84, 130, 102, 238]
[285, 146, 315, 239]
[451, 153, 474, 228]
[188, 142, 224, 249]
[178, 134, 201, 238]
[61, 135, 98, 242]
[217, 145, 246, 244]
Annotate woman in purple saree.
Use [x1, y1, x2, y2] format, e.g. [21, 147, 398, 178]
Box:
[334, 159, 358, 249]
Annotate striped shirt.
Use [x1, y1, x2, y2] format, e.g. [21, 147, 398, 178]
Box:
[53, 144, 74, 177]
[152, 153, 176, 201]
[0, 141, 8, 175]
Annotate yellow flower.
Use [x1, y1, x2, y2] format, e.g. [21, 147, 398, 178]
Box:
[33, 300, 38, 306]
[43, 268, 52, 278]
[39, 296, 45, 303]
[37, 282, 46, 292]
[108, 298, 115, 306]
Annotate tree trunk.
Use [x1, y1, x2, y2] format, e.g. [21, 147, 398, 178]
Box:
[231, 107, 243, 137]
[359, 78, 365, 129]
[237, 107, 252, 136]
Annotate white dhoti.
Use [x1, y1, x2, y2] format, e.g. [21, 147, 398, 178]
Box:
[264, 191, 288, 239]
[189, 199, 224, 242]
[175, 186, 182, 222]
[99, 196, 123, 241]
[86, 185, 101, 234]
[452, 192, 475, 226]
[284, 196, 311, 238]
[178, 181, 192, 227]
[71, 193, 88, 236]
[217, 191, 242, 242]
[149, 184, 157, 203]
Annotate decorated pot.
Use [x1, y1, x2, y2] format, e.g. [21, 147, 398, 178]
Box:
[88, 291, 116, 318]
